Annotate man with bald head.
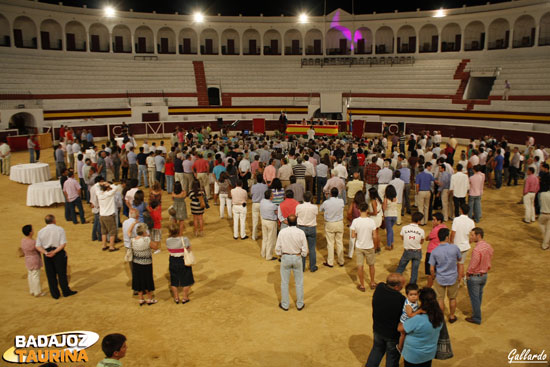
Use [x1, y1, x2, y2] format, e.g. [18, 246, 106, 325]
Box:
[365, 273, 405, 367]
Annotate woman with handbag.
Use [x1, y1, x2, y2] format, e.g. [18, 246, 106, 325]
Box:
[398, 287, 444, 367]
[367, 187, 383, 252]
[131, 223, 157, 306]
[166, 223, 195, 304]
[189, 180, 206, 236]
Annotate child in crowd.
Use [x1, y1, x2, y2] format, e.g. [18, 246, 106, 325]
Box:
[148, 199, 162, 254]
[97, 333, 127, 367]
[397, 283, 423, 353]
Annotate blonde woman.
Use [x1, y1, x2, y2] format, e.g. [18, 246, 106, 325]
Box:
[129, 223, 157, 305]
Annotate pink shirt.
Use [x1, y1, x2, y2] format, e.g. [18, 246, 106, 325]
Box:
[467, 240, 494, 275]
[523, 174, 540, 194]
[427, 223, 447, 253]
[251, 161, 260, 176]
[63, 177, 81, 202]
[21, 237, 42, 270]
[263, 165, 277, 184]
[469, 172, 485, 197]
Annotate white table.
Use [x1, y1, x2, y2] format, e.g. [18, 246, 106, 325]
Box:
[10, 163, 51, 184]
[27, 181, 65, 207]
[115, 137, 124, 147]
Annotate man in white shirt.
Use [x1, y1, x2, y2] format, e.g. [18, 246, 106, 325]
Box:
[275, 215, 308, 311]
[389, 170, 405, 225]
[376, 159, 393, 200]
[449, 164, 470, 218]
[0, 140, 11, 175]
[142, 140, 150, 154]
[66, 141, 74, 170]
[98, 182, 119, 252]
[303, 156, 316, 193]
[396, 212, 425, 284]
[450, 203, 475, 282]
[296, 192, 319, 272]
[35, 214, 77, 299]
[350, 203, 378, 291]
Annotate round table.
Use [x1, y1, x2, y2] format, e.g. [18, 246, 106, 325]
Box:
[27, 181, 65, 207]
[115, 137, 124, 147]
[10, 163, 51, 184]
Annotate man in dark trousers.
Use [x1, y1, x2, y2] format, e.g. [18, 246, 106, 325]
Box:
[365, 273, 405, 367]
[35, 214, 77, 299]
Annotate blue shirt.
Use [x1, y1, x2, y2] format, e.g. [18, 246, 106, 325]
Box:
[438, 171, 451, 191]
[127, 151, 137, 165]
[320, 197, 345, 222]
[154, 155, 165, 171]
[402, 314, 443, 364]
[260, 199, 278, 220]
[250, 183, 268, 203]
[495, 155, 504, 170]
[416, 171, 435, 191]
[213, 165, 226, 180]
[428, 242, 462, 286]
[398, 167, 411, 184]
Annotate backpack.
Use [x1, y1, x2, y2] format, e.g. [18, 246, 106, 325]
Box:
[142, 209, 154, 230]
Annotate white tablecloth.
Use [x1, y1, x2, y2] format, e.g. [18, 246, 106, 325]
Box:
[115, 137, 124, 147]
[27, 181, 66, 207]
[10, 163, 51, 184]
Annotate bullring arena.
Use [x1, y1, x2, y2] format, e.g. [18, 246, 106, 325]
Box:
[0, 0, 549, 366]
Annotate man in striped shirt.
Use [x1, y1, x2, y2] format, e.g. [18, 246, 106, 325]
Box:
[292, 157, 307, 190]
[465, 227, 494, 325]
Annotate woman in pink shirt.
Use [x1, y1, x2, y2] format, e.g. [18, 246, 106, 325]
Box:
[20, 225, 45, 297]
[425, 212, 447, 288]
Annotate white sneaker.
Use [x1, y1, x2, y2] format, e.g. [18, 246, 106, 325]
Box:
[153, 249, 161, 254]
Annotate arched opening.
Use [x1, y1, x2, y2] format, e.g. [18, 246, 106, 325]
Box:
[0, 14, 9, 46]
[112, 24, 131, 53]
[263, 29, 281, 55]
[441, 23, 461, 52]
[9, 112, 36, 135]
[304, 28, 323, 55]
[221, 28, 239, 55]
[284, 29, 302, 55]
[397, 25, 415, 53]
[40, 19, 62, 50]
[540, 12, 550, 46]
[354, 27, 372, 54]
[375, 26, 394, 54]
[179, 28, 197, 54]
[66, 21, 86, 51]
[200, 28, 218, 55]
[13, 16, 36, 49]
[488, 18, 510, 50]
[157, 27, 176, 54]
[513, 15, 536, 48]
[89, 23, 109, 52]
[243, 28, 260, 55]
[326, 28, 349, 55]
[419, 24, 438, 52]
[464, 21, 485, 51]
[135, 25, 154, 53]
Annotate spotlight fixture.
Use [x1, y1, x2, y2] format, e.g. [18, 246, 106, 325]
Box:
[433, 8, 446, 18]
[194, 12, 204, 23]
[104, 6, 115, 17]
[299, 13, 308, 23]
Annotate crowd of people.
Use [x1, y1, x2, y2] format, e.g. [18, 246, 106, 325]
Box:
[13, 124, 549, 367]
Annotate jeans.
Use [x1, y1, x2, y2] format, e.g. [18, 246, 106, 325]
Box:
[79, 178, 88, 202]
[365, 331, 400, 367]
[29, 148, 35, 163]
[494, 168, 502, 188]
[138, 165, 148, 187]
[155, 171, 165, 190]
[508, 166, 519, 185]
[166, 175, 174, 194]
[466, 274, 488, 324]
[385, 216, 397, 247]
[396, 249, 422, 284]
[453, 196, 466, 218]
[298, 225, 317, 271]
[316, 176, 327, 203]
[468, 195, 482, 223]
[92, 213, 102, 241]
[402, 183, 411, 214]
[280, 254, 304, 310]
[67, 198, 85, 224]
[64, 202, 71, 221]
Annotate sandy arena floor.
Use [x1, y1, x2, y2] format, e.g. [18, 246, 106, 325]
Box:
[0, 141, 548, 367]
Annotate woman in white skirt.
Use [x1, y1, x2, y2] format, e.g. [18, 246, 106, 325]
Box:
[20, 225, 46, 297]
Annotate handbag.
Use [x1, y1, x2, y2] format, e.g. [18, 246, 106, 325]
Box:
[182, 237, 196, 266]
[198, 193, 206, 209]
[435, 321, 453, 360]
[124, 248, 133, 262]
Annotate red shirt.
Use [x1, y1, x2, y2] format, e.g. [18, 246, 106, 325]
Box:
[357, 153, 366, 166]
[467, 240, 494, 275]
[59, 127, 65, 138]
[193, 158, 209, 173]
[280, 198, 299, 220]
[165, 162, 174, 176]
[427, 223, 447, 253]
[66, 130, 73, 141]
[364, 163, 380, 185]
[148, 206, 162, 229]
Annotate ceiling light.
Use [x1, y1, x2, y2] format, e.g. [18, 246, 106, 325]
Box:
[194, 12, 204, 22]
[104, 6, 115, 17]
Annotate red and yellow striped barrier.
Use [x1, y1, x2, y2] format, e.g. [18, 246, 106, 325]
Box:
[286, 124, 339, 136]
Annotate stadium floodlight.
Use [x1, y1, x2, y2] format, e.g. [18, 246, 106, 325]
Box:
[433, 8, 446, 18]
[194, 12, 204, 22]
[104, 6, 115, 17]
[299, 13, 308, 23]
